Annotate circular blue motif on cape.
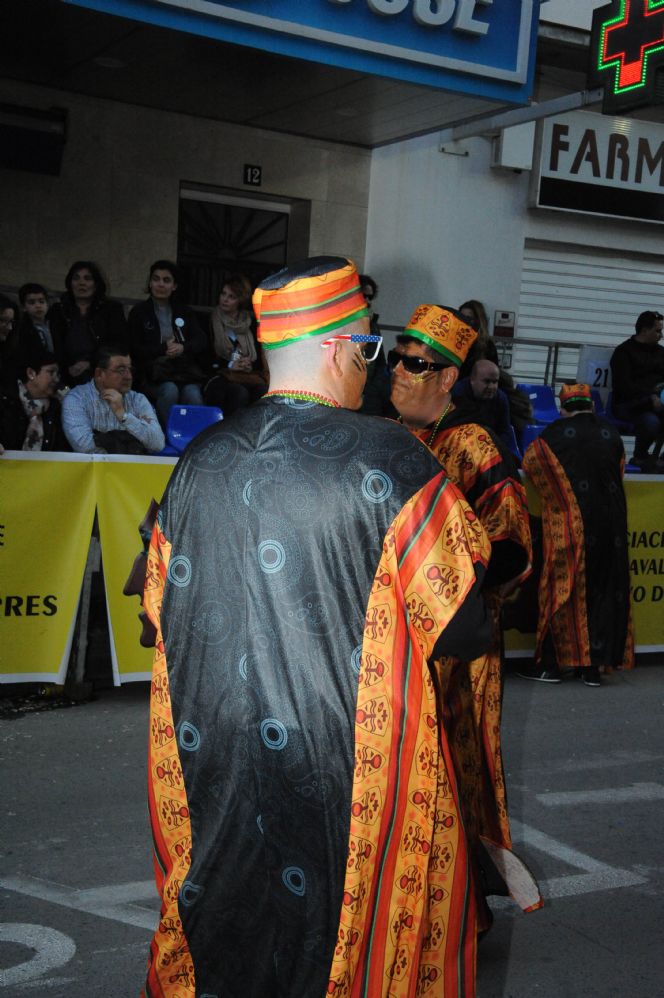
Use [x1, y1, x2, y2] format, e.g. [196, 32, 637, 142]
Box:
[362, 469, 393, 504]
[179, 881, 204, 906]
[261, 717, 288, 750]
[351, 645, 363, 675]
[564, 426, 576, 438]
[282, 866, 306, 896]
[243, 480, 252, 506]
[257, 814, 264, 834]
[179, 721, 201, 752]
[239, 654, 248, 680]
[258, 539, 286, 574]
[168, 554, 192, 588]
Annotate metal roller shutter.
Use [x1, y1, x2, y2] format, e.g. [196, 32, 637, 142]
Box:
[511, 241, 664, 385]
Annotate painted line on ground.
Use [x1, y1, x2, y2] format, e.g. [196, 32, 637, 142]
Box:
[0, 876, 158, 932]
[536, 782, 664, 807]
[510, 819, 648, 899]
[0, 924, 75, 988]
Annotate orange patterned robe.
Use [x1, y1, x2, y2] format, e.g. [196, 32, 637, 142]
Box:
[412, 412, 532, 886]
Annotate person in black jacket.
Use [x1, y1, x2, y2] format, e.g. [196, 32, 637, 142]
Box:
[128, 260, 207, 428]
[610, 310, 664, 468]
[48, 261, 127, 387]
[0, 351, 69, 453]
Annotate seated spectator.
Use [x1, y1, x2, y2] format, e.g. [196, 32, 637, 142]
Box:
[204, 274, 268, 415]
[0, 294, 20, 383]
[62, 344, 164, 454]
[0, 351, 69, 453]
[48, 261, 127, 387]
[610, 310, 664, 469]
[458, 299, 499, 378]
[128, 260, 207, 428]
[452, 358, 514, 451]
[358, 273, 395, 417]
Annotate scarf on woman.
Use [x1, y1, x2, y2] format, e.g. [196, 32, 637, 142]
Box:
[18, 379, 49, 451]
[210, 308, 257, 364]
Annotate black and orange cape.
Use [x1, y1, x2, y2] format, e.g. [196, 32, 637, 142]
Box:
[523, 412, 633, 671]
[142, 398, 492, 998]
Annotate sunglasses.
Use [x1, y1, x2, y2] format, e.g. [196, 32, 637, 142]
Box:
[387, 350, 447, 375]
[321, 333, 383, 362]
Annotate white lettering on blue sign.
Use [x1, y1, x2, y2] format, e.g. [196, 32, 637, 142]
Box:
[328, 0, 492, 36]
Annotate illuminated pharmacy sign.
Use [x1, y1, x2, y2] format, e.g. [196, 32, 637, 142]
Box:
[532, 110, 664, 223]
[590, 0, 664, 112]
[65, 0, 539, 104]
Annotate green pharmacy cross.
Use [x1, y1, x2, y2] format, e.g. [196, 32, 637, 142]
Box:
[590, 0, 664, 112]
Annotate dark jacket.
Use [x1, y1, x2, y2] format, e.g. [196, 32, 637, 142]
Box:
[0, 381, 70, 452]
[48, 296, 128, 385]
[610, 335, 664, 413]
[16, 313, 65, 372]
[452, 377, 513, 451]
[128, 299, 207, 387]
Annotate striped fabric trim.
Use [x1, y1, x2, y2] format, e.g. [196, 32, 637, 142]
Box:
[403, 329, 462, 367]
[254, 263, 369, 347]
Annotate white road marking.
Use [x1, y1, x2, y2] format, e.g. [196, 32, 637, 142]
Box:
[510, 820, 648, 899]
[536, 782, 664, 806]
[0, 876, 157, 932]
[0, 924, 75, 988]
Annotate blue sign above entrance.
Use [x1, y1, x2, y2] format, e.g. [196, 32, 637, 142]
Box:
[67, 0, 540, 104]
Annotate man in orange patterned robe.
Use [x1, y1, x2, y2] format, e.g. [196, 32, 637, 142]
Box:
[141, 259, 495, 998]
[389, 305, 535, 931]
[521, 383, 633, 687]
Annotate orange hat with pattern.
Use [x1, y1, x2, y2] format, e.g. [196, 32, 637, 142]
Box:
[403, 304, 477, 367]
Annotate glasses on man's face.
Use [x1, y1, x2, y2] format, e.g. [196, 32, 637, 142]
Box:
[387, 350, 447, 376]
[321, 333, 383, 362]
[108, 365, 133, 375]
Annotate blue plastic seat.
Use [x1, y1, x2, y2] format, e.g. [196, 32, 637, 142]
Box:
[521, 423, 545, 452]
[516, 383, 559, 425]
[590, 389, 605, 417]
[505, 423, 522, 461]
[166, 405, 223, 453]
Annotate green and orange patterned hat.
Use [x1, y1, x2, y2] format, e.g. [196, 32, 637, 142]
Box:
[403, 304, 477, 367]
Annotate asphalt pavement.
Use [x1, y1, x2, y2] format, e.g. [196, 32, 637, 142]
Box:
[1, 663, 663, 997]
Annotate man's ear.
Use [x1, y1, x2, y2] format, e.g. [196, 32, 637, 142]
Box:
[324, 340, 345, 379]
[440, 365, 459, 394]
[26, 367, 36, 381]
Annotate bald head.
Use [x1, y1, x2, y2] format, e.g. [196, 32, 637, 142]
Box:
[470, 359, 500, 400]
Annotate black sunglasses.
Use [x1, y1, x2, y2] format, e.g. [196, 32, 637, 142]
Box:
[387, 349, 447, 375]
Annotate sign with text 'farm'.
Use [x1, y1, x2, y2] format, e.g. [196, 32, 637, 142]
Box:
[65, 0, 539, 104]
[532, 110, 664, 223]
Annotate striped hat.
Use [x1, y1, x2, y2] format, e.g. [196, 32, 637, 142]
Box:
[253, 256, 368, 349]
[559, 383, 592, 409]
[404, 304, 477, 367]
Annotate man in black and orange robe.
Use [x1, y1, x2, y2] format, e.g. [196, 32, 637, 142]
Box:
[142, 258, 498, 998]
[388, 304, 534, 927]
[521, 382, 633, 687]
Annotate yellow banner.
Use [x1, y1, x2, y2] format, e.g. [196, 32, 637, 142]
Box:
[0, 453, 96, 682]
[95, 457, 176, 682]
[506, 473, 664, 655]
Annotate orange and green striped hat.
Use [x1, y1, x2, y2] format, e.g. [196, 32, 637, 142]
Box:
[403, 304, 477, 367]
[559, 382, 592, 409]
[253, 256, 368, 349]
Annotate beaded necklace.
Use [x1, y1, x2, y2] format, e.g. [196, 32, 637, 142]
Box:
[426, 400, 452, 447]
[265, 389, 340, 409]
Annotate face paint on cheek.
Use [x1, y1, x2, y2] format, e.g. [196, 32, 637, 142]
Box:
[351, 354, 366, 374]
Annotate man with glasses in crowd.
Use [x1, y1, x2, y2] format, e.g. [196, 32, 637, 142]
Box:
[62, 343, 164, 453]
[141, 258, 499, 998]
[388, 303, 535, 934]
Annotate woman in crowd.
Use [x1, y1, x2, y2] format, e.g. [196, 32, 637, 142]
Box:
[128, 260, 207, 428]
[0, 351, 68, 452]
[0, 294, 20, 383]
[204, 273, 268, 414]
[458, 298, 499, 378]
[48, 261, 127, 387]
